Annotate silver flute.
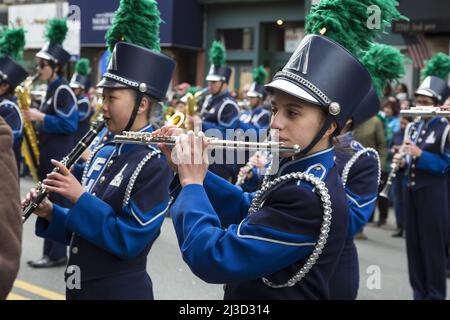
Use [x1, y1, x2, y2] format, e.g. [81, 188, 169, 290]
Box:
[400, 106, 450, 117]
[114, 131, 301, 154]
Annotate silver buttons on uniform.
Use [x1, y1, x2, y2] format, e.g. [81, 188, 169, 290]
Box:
[410, 181, 416, 187]
[107, 160, 114, 168]
[100, 176, 106, 183]
[418, 138, 423, 143]
[71, 247, 78, 254]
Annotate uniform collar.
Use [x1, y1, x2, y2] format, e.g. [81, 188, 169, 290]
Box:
[211, 89, 230, 101]
[336, 131, 353, 149]
[277, 147, 335, 177]
[116, 123, 154, 155]
[47, 76, 64, 91]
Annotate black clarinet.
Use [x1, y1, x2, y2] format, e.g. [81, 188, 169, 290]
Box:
[22, 115, 106, 223]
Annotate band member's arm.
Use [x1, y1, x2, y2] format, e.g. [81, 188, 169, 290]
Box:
[168, 132, 321, 283]
[416, 151, 450, 175]
[169, 171, 252, 228]
[35, 204, 72, 245]
[415, 125, 450, 175]
[41, 86, 78, 134]
[344, 152, 380, 237]
[37, 157, 172, 259]
[170, 182, 320, 283]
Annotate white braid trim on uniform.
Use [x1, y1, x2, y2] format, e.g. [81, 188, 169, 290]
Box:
[122, 150, 161, 208]
[81, 144, 104, 186]
[248, 171, 332, 288]
[341, 147, 381, 188]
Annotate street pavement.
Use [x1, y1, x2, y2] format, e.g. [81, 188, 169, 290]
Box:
[8, 177, 450, 300]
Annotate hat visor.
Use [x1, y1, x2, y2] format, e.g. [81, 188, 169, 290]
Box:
[206, 75, 224, 82]
[96, 77, 128, 89]
[247, 91, 262, 98]
[69, 81, 83, 89]
[265, 79, 320, 105]
[36, 51, 56, 63]
[415, 89, 436, 99]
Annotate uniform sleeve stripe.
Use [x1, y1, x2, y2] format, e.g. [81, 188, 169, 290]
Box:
[53, 85, 77, 118]
[130, 202, 169, 226]
[346, 193, 378, 208]
[237, 220, 316, 247]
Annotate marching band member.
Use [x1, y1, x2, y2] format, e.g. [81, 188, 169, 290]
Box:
[0, 27, 28, 172]
[394, 64, 450, 299]
[330, 43, 405, 299]
[330, 88, 381, 299]
[239, 66, 271, 132]
[70, 58, 94, 143]
[195, 41, 240, 181]
[25, 19, 77, 268]
[22, 0, 175, 299]
[159, 34, 373, 299]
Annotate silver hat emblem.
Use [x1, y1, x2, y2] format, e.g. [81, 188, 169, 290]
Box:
[329, 102, 341, 115]
[139, 83, 147, 93]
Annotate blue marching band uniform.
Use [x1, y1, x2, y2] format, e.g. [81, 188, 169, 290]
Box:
[0, 56, 28, 172]
[13, 0, 450, 301]
[168, 34, 374, 299]
[27, 41, 78, 268]
[200, 55, 241, 182]
[400, 75, 450, 300]
[34, 40, 176, 299]
[330, 88, 381, 299]
[69, 70, 94, 143]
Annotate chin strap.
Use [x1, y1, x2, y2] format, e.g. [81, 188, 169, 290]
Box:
[123, 91, 144, 132]
[298, 116, 334, 156]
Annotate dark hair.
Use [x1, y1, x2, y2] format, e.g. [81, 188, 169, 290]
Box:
[396, 83, 409, 95]
[383, 99, 400, 117]
[47, 59, 65, 77]
[0, 80, 15, 99]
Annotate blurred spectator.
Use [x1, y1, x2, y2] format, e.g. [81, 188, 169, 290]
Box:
[176, 82, 191, 97]
[0, 116, 22, 300]
[400, 98, 412, 110]
[395, 83, 409, 102]
[383, 99, 401, 136]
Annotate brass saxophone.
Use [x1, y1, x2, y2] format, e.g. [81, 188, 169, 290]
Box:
[16, 74, 40, 181]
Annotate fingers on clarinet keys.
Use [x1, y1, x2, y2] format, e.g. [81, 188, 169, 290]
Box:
[22, 188, 37, 209]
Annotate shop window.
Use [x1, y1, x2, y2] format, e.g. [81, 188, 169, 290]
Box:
[218, 28, 254, 51]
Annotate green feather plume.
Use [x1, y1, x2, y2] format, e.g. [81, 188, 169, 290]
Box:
[75, 58, 90, 76]
[253, 66, 268, 86]
[421, 53, 450, 81]
[186, 86, 200, 96]
[106, 0, 161, 53]
[209, 41, 226, 67]
[306, 0, 406, 58]
[361, 43, 405, 96]
[0, 27, 26, 61]
[45, 18, 68, 46]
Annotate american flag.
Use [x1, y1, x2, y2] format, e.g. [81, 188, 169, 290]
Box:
[402, 33, 432, 69]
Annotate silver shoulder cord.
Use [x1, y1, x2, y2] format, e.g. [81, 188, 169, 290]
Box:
[123, 150, 161, 207]
[341, 147, 381, 188]
[248, 171, 332, 288]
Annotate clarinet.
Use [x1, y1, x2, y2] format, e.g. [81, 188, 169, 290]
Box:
[22, 115, 106, 223]
[379, 116, 422, 198]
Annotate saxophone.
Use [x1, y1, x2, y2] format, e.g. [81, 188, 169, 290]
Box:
[16, 74, 40, 181]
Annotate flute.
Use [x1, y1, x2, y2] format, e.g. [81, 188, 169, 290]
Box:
[114, 131, 301, 154]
